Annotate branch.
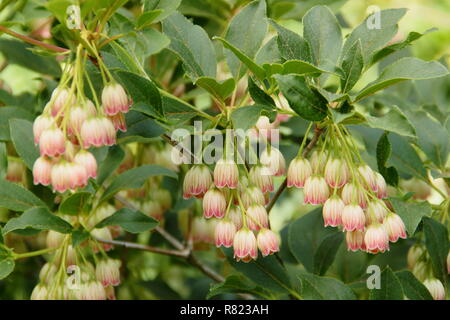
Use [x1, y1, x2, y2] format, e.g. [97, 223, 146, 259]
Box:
[266, 125, 324, 213]
[0, 25, 69, 53]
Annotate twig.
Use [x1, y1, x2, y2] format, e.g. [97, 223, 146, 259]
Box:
[266, 125, 324, 213]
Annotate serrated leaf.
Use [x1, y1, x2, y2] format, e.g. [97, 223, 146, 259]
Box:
[195, 77, 236, 101]
[136, 10, 163, 29]
[96, 207, 159, 233]
[9, 119, 39, 170]
[3, 207, 72, 235]
[396, 271, 433, 300]
[366, 106, 416, 138]
[423, 217, 449, 286]
[340, 40, 363, 92]
[144, 0, 182, 23]
[270, 20, 311, 62]
[369, 267, 404, 300]
[59, 192, 92, 216]
[0, 180, 46, 212]
[298, 272, 356, 300]
[389, 198, 432, 236]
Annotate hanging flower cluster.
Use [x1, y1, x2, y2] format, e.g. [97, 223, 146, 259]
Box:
[286, 124, 407, 254]
[32, 45, 131, 193]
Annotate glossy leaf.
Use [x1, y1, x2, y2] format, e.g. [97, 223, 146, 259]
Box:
[340, 40, 363, 92]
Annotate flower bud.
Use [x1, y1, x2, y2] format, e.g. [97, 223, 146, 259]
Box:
[303, 175, 329, 205]
[341, 204, 365, 232]
[142, 199, 164, 221]
[96, 258, 121, 287]
[249, 165, 274, 193]
[80, 117, 116, 148]
[108, 112, 127, 132]
[412, 261, 428, 282]
[91, 228, 113, 252]
[46, 230, 65, 249]
[74, 150, 97, 179]
[102, 83, 130, 115]
[310, 150, 327, 173]
[50, 87, 73, 117]
[39, 263, 57, 284]
[364, 224, 389, 254]
[257, 229, 280, 257]
[228, 206, 243, 230]
[6, 159, 25, 183]
[241, 186, 265, 209]
[322, 195, 344, 227]
[154, 189, 172, 211]
[366, 199, 388, 224]
[246, 204, 269, 231]
[346, 230, 366, 251]
[214, 158, 239, 189]
[407, 244, 424, 269]
[374, 172, 388, 199]
[383, 213, 407, 242]
[33, 114, 54, 145]
[324, 158, 349, 188]
[192, 217, 213, 243]
[203, 188, 227, 219]
[105, 286, 116, 300]
[39, 127, 66, 157]
[287, 157, 312, 188]
[183, 165, 212, 199]
[260, 147, 286, 177]
[79, 281, 107, 300]
[341, 182, 367, 208]
[233, 228, 258, 262]
[67, 104, 95, 135]
[51, 160, 88, 193]
[31, 284, 48, 300]
[215, 219, 236, 248]
[423, 278, 445, 300]
[358, 165, 377, 191]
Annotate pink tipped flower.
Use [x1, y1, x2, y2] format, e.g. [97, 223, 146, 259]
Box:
[51, 160, 88, 193]
[80, 281, 107, 300]
[39, 127, 66, 157]
[287, 157, 312, 188]
[80, 117, 116, 148]
[346, 230, 366, 251]
[214, 158, 239, 189]
[366, 199, 388, 224]
[74, 150, 97, 179]
[383, 213, 407, 242]
[323, 195, 344, 227]
[324, 158, 349, 188]
[246, 204, 269, 231]
[68, 105, 91, 135]
[33, 156, 53, 186]
[108, 113, 127, 132]
[203, 188, 227, 219]
[341, 204, 365, 232]
[374, 172, 388, 199]
[310, 150, 327, 173]
[183, 165, 212, 199]
[260, 147, 286, 177]
[303, 175, 329, 205]
[95, 259, 121, 287]
[6, 159, 25, 183]
[358, 165, 377, 191]
[33, 114, 54, 145]
[257, 229, 280, 256]
[423, 278, 446, 300]
[215, 219, 236, 248]
[249, 165, 274, 193]
[233, 228, 258, 262]
[241, 186, 265, 209]
[102, 83, 130, 115]
[228, 206, 243, 229]
[141, 200, 164, 221]
[50, 87, 73, 117]
[364, 224, 389, 254]
[341, 182, 367, 208]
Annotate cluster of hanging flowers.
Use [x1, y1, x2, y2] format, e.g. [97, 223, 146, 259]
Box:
[286, 123, 407, 254]
[32, 45, 131, 193]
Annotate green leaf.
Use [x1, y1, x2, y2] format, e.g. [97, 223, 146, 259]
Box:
[0, 180, 46, 212]
[230, 105, 276, 131]
[97, 145, 125, 185]
[423, 217, 449, 285]
[72, 230, 90, 247]
[288, 208, 343, 275]
[0, 142, 6, 179]
[162, 12, 216, 80]
[369, 267, 404, 300]
[355, 58, 449, 102]
[118, 111, 165, 143]
[162, 94, 198, 125]
[195, 77, 236, 101]
[376, 132, 399, 186]
[144, 0, 182, 23]
[303, 5, 342, 77]
[270, 20, 312, 62]
[214, 37, 266, 80]
[255, 36, 281, 65]
[341, 8, 407, 65]
[207, 275, 271, 299]
[59, 192, 92, 216]
[365, 106, 416, 138]
[9, 119, 39, 170]
[247, 77, 275, 107]
[389, 198, 432, 236]
[114, 70, 163, 118]
[0, 107, 34, 141]
[136, 10, 163, 29]
[275, 75, 328, 121]
[388, 133, 427, 179]
[96, 208, 159, 233]
[224, 0, 267, 79]
[0, 39, 61, 76]
[3, 207, 73, 235]
[396, 271, 433, 300]
[297, 272, 356, 300]
[0, 258, 15, 280]
[100, 165, 177, 202]
[340, 40, 363, 93]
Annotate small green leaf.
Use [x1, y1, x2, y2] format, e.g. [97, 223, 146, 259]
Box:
[376, 132, 399, 186]
[270, 20, 312, 62]
[423, 217, 449, 285]
[118, 111, 165, 143]
[396, 271, 433, 300]
[3, 207, 73, 235]
[366, 106, 416, 138]
[389, 198, 432, 236]
[100, 165, 177, 202]
[9, 119, 39, 170]
[275, 75, 328, 121]
[0, 258, 15, 280]
[340, 40, 363, 93]
[136, 10, 163, 29]
[313, 232, 344, 276]
[0, 107, 34, 141]
[72, 230, 90, 247]
[0, 180, 46, 212]
[96, 208, 159, 233]
[389, 133, 427, 179]
[59, 192, 92, 216]
[369, 267, 404, 300]
[144, 0, 182, 23]
[247, 77, 275, 107]
[298, 271, 356, 300]
[231, 105, 276, 131]
[195, 77, 236, 101]
[0, 142, 6, 179]
[97, 145, 125, 185]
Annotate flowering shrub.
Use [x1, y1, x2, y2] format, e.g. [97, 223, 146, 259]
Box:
[0, 0, 448, 301]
